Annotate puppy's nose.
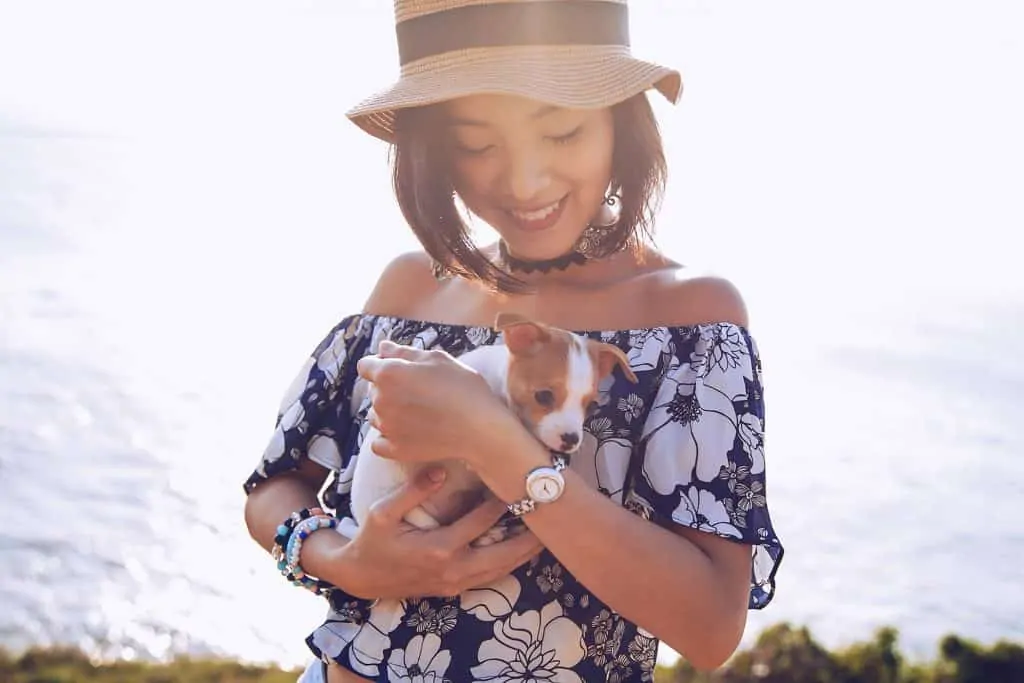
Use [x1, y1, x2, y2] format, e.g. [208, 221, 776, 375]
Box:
[560, 432, 580, 450]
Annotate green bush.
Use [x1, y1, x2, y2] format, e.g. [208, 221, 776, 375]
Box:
[655, 623, 1024, 683]
[2, 623, 1021, 683]
[0, 646, 303, 683]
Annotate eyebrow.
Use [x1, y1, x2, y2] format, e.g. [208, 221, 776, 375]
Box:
[447, 104, 562, 128]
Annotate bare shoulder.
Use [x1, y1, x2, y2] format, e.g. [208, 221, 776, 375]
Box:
[642, 262, 750, 328]
[361, 250, 442, 318]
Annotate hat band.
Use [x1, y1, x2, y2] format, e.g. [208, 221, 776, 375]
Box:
[396, 1, 630, 66]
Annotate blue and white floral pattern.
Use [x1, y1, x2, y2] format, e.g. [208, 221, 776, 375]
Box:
[244, 314, 784, 681]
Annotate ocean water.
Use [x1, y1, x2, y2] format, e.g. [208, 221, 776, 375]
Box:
[1, 0, 1022, 671]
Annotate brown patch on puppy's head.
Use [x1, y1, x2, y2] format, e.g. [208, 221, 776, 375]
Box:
[495, 312, 634, 454]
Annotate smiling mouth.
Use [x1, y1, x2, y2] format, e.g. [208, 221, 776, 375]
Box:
[505, 196, 567, 231]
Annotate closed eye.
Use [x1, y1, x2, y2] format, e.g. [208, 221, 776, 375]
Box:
[587, 400, 600, 415]
[534, 390, 555, 407]
[548, 125, 582, 146]
[455, 143, 494, 156]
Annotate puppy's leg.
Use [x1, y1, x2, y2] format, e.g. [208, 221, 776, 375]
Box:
[403, 506, 442, 530]
[470, 519, 530, 547]
[471, 524, 514, 547]
[471, 527, 505, 547]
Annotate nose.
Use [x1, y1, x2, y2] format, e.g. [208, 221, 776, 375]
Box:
[505, 150, 551, 203]
[560, 432, 580, 451]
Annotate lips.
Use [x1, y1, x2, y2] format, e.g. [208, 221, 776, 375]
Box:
[505, 196, 567, 232]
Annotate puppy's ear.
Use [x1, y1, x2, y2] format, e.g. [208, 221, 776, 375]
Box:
[497, 313, 551, 355]
[593, 342, 638, 383]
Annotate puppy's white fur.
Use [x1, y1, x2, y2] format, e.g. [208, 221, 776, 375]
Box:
[348, 314, 636, 543]
[349, 343, 513, 537]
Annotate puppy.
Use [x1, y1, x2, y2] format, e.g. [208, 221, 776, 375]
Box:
[348, 312, 637, 540]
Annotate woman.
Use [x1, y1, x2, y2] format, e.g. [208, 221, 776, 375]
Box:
[243, 1, 784, 681]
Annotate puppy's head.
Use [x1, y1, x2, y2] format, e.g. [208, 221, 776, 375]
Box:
[496, 312, 638, 454]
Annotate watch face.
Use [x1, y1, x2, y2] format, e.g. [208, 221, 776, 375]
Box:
[527, 469, 564, 503]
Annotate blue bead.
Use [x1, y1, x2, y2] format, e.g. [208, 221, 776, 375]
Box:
[277, 524, 290, 536]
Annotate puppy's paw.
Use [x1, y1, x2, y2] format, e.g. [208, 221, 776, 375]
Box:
[471, 525, 509, 548]
[404, 506, 442, 531]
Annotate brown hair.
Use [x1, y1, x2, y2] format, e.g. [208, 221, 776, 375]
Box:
[390, 93, 667, 293]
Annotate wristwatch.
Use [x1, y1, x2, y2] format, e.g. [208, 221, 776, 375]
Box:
[508, 455, 567, 517]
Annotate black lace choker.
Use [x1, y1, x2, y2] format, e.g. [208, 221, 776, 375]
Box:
[498, 241, 588, 274]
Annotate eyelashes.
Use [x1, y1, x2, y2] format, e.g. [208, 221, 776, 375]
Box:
[452, 125, 584, 156]
[454, 143, 493, 156]
[548, 125, 583, 146]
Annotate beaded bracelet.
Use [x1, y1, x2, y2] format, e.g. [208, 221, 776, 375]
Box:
[280, 515, 338, 595]
[285, 514, 338, 573]
[271, 507, 325, 563]
[271, 507, 337, 596]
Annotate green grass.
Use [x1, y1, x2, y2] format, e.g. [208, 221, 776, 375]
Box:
[0, 646, 303, 683]
[2, 623, 1022, 683]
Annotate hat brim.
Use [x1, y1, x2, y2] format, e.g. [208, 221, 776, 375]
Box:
[346, 47, 682, 143]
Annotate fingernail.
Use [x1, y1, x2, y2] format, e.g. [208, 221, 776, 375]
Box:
[426, 467, 446, 483]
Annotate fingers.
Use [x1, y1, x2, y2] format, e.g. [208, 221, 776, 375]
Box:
[356, 342, 431, 384]
[365, 467, 446, 529]
[460, 530, 545, 591]
[356, 354, 388, 382]
[377, 340, 430, 361]
[437, 496, 512, 548]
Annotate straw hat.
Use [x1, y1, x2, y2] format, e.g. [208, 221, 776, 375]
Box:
[346, 0, 683, 143]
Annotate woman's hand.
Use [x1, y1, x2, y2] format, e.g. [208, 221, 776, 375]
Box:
[335, 468, 544, 600]
[355, 340, 514, 468]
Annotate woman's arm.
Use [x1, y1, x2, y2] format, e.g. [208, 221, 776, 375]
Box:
[479, 275, 757, 669]
[243, 457, 544, 600]
[244, 456, 331, 554]
[243, 250, 544, 600]
[474, 417, 752, 671]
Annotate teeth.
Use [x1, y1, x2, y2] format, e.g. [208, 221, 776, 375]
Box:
[510, 200, 560, 222]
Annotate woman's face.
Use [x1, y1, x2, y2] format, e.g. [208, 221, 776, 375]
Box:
[443, 94, 615, 261]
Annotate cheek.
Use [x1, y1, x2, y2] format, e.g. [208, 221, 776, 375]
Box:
[558, 123, 615, 212]
[574, 124, 615, 183]
[451, 157, 501, 207]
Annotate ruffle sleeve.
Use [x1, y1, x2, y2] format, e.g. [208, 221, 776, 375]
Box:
[629, 323, 783, 609]
[242, 313, 371, 497]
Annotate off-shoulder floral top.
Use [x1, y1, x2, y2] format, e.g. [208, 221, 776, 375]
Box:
[243, 314, 784, 682]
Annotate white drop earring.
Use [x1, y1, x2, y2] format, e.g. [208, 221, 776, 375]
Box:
[592, 191, 621, 228]
[575, 192, 622, 258]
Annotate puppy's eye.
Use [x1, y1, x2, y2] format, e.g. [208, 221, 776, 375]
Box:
[534, 390, 555, 407]
[587, 400, 600, 414]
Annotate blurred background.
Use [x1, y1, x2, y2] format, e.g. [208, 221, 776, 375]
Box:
[0, 0, 1021, 672]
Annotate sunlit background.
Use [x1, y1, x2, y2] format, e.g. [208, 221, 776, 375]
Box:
[1, 0, 1022, 671]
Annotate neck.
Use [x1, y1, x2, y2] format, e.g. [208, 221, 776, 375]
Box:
[499, 241, 588, 275]
[494, 242, 650, 289]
